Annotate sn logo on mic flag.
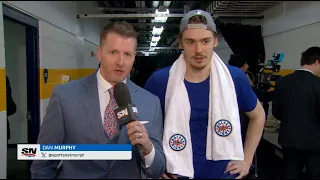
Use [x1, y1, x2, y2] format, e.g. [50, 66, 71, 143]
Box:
[18, 144, 132, 160]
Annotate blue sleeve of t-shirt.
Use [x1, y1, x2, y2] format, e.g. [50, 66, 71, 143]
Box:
[144, 69, 169, 113]
[144, 72, 162, 98]
[144, 73, 156, 94]
[232, 68, 257, 112]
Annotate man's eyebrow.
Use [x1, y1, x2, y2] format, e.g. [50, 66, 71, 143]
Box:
[184, 37, 212, 41]
[109, 49, 134, 54]
[125, 51, 134, 55]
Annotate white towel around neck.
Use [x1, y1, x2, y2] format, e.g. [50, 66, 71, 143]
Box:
[163, 52, 244, 178]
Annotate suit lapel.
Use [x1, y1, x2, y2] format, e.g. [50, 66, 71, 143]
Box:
[80, 72, 106, 144]
[81, 75, 140, 171]
[108, 79, 139, 171]
[126, 79, 139, 95]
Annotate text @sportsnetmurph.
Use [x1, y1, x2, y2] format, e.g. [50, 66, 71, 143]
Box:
[41, 153, 85, 158]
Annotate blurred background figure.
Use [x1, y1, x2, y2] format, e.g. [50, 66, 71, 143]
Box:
[6, 76, 17, 143]
[228, 54, 253, 86]
[272, 46, 320, 179]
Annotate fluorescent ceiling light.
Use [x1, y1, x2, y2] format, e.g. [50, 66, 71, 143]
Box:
[149, 47, 155, 51]
[155, 8, 170, 14]
[151, 36, 161, 42]
[152, 26, 164, 35]
[150, 41, 157, 47]
[154, 17, 167, 23]
[154, 9, 170, 23]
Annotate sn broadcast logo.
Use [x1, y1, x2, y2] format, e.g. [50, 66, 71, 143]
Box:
[21, 147, 37, 157]
[117, 107, 138, 121]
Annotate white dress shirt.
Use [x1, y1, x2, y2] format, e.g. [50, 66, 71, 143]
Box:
[96, 69, 155, 167]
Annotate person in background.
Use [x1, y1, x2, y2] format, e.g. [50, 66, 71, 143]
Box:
[272, 46, 320, 179]
[6, 76, 17, 143]
[228, 54, 253, 86]
[145, 10, 265, 179]
[30, 21, 165, 179]
[228, 54, 253, 144]
[228, 54, 275, 120]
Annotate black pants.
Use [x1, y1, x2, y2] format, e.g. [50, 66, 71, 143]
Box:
[254, 89, 274, 118]
[282, 147, 320, 179]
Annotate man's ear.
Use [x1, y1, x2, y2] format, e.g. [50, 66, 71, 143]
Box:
[315, 59, 320, 67]
[97, 46, 102, 63]
[213, 37, 219, 48]
[178, 38, 183, 49]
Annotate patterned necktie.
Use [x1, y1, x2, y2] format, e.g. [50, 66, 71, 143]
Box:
[103, 88, 119, 139]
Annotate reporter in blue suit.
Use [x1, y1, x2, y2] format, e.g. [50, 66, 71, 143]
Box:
[30, 21, 165, 179]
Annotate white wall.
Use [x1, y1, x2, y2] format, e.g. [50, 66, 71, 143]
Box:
[216, 1, 320, 70]
[2, 0, 101, 120]
[0, 1, 102, 178]
[39, 21, 79, 69]
[0, 3, 7, 179]
[5, 1, 102, 45]
[4, 18, 28, 144]
[261, 1, 320, 69]
[215, 37, 233, 64]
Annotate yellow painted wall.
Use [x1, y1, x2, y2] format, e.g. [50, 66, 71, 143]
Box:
[0, 69, 6, 112]
[266, 69, 320, 91]
[0, 68, 96, 111]
[3, 68, 316, 112]
[39, 68, 96, 99]
[268, 69, 295, 91]
[276, 69, 295, 77]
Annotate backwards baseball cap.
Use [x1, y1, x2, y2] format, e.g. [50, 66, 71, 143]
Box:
[180, 9, 217, 34]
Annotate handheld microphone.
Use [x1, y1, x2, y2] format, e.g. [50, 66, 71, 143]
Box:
[113, 82, 150, 178]
[113, 82, 139, 126]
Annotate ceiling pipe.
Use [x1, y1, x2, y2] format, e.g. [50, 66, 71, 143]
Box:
[77, 14, 263, 19]
[137, 47, 179, 50]
[97, 7, 184, 12]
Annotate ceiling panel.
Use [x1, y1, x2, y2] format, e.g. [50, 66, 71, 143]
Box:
[89, 1, 282, 55]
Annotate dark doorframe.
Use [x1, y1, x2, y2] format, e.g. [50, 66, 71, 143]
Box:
[25, 23, 40, 145]
[2, 4, 40, 178]
[3, 3, 40, 145]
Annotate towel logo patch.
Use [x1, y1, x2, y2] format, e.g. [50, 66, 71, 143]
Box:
[215, 119, 232, 137]
[169, 134, 186, 151]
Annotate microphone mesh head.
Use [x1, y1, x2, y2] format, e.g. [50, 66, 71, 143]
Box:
[113, 82, 132, 107]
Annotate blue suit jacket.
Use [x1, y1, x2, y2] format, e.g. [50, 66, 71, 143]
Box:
[30, 72, 166, 179]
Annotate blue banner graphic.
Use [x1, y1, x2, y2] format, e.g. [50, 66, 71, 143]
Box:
[40, 144, 132, 151]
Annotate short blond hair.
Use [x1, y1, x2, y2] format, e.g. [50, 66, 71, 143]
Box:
[100, 21, 138, 47]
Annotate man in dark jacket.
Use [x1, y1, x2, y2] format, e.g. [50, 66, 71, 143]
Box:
[272, 46, 320, 179]
[6, 76, 17, 142]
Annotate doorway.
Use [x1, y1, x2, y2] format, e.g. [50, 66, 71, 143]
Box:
[2, 4, 40, 179]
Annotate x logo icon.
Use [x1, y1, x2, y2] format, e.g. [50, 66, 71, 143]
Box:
[41, 152, 46, 158]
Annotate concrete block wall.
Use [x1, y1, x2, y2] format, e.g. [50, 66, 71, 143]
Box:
[216, 1, 320, 74]
[215, 37, 233, 64]
[37, 21, 98, 123]
[0, 1, 103, 178]
[0, 4, 7, 179]
[262, 1, 320, 76]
